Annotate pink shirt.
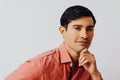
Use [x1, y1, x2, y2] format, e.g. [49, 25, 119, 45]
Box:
[5, 43, 92, 80]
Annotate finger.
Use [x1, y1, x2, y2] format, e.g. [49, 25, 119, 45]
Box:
[90, 54, 96, 62]
[79, 54, 95, 66]
[80, 48, 88, 53]
[79, 54, 88, 66]
[79, 48, 88, 61]
[79, 56, 86, 66]
[79, 53, 87, 62]
[79, 48, 92, 66]
[83, 54, 96, 64]
[79, 48, 89, 63]
[80, 58, 89, 66]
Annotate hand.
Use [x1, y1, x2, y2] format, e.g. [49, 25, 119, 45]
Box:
[78, 48, 103, 80]
[78, 48, 98, 75]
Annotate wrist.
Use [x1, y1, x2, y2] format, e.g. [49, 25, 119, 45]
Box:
[90, 71, 103, 80]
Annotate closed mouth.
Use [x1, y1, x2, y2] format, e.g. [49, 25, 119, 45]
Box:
[75, 40, 89, 46]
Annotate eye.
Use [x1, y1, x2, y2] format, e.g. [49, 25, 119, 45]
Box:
[75, 27, 81, 30]
[86, 26, 94, 31]
[73, 26, 81, 31]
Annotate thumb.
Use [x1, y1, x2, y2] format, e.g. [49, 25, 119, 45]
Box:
[80, 48, 88, 54]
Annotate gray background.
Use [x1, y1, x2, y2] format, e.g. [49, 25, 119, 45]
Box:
[0, 0, 120, 80]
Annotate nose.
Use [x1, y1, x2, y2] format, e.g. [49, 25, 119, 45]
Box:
[80, 29, 88, 39]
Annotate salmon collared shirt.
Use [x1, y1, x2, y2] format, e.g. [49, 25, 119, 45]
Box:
[5, 43, 92, 80]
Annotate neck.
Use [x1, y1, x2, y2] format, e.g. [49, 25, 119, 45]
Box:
[64, 43, 80, 62]
[68, 49, 79, 62]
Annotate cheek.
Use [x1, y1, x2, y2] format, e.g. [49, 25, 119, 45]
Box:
[65, 32, 74, 40]
[88, 33, 94, 40]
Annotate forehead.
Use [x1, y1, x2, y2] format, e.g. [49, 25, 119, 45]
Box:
[68, 17, 94, 26]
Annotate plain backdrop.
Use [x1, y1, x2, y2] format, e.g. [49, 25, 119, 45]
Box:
[0, 0, 120, 80]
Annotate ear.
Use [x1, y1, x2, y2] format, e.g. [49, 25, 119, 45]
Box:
[59, 26, 66, 38]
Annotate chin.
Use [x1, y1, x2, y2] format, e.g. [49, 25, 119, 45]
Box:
[75, 47, 85, 53]
[76, 46, 89, 52]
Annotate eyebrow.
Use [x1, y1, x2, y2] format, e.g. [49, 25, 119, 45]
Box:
[73, 24, 94, 28]
[73, 24, 82, 27]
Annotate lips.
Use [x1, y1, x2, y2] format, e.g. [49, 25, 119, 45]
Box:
[76, 40, 89, 46]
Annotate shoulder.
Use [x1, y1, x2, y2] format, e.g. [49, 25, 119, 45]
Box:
[5, 48, 61, 80]
[27, 48, 60, 67]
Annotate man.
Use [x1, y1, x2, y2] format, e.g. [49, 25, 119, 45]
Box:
[5, 5, 103, 80]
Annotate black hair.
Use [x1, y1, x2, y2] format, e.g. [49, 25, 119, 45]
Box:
[60, 5, 96, 29]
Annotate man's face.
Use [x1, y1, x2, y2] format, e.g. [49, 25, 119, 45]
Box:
[60, 17, 94, 53]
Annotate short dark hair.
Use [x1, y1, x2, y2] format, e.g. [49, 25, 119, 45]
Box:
[60, 5, 96, 29]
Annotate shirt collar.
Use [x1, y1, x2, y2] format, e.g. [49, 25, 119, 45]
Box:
[58, 42, 72, 64]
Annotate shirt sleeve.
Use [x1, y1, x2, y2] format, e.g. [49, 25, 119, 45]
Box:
[4, 60, 40, 80]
